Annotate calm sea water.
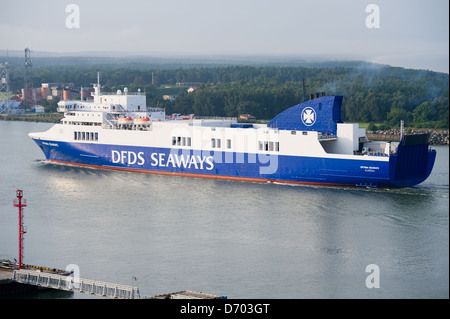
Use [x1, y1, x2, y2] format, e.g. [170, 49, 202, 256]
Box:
[0, 121, 448, 299]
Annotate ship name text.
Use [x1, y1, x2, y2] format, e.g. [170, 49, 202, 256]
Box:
[111, 150, 214, 170]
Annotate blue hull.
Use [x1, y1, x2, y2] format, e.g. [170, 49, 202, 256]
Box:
[33, 139, 436, 188]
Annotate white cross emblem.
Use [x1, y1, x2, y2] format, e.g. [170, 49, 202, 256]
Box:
[301, 107, 316, 126]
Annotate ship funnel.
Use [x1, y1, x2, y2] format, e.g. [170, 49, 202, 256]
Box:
[310, 92, 326, 100]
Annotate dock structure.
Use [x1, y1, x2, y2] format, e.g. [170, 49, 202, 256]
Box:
[2, 261, 225, 299]
[149, 290, 226, 299]
[12, 269, 140, 299]
[5, 268, 225, 299]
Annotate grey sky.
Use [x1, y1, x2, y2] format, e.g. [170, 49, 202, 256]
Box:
[1, 0, 448, 73]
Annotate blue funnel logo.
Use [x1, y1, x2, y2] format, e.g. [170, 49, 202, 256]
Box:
[301, 107, 316, 126]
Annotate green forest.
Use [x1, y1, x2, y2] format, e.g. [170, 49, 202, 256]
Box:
[7, 58, 449, 129]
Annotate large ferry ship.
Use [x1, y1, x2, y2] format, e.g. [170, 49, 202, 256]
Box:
[29, 75, 436, 188]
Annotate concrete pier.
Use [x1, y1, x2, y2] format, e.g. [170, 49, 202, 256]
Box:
[0, 268, 38, 296]
[1, 264, 225, 299]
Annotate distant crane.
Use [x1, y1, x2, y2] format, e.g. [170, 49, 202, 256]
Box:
[0, 50, 11, 114]
[23, 46, 33, 106]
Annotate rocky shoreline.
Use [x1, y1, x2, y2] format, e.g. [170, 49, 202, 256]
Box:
[367, 129, 449, 145]
[0, 113, 63, 123]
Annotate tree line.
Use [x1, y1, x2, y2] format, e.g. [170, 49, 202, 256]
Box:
[8, 60, 449, 129]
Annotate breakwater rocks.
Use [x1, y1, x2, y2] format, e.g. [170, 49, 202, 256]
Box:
[0, 113, 63, 123]
[367, 129, 449, 145]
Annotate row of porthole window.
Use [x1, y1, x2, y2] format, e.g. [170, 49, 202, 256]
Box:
[66, 112, 100, 116]
[211, 138, 232, 149]
[258, 141, 280, 152]
[63, 121, 101, 126]
[74, 131, 99, 142]
[172, 136, 192, 147]
[171, 136, 279, 152]
[171, 136, 231, 149]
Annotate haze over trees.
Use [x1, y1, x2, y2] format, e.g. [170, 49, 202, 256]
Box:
[7, 57, 449, 129]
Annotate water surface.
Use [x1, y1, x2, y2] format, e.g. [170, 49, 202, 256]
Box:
[0, 121, 448, 298]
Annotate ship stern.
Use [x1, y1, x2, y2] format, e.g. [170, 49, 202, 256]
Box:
[388, 133, 436, 187]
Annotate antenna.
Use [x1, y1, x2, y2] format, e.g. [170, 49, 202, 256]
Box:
[400, 120, 404, 140]
[92, 72, 101, 97]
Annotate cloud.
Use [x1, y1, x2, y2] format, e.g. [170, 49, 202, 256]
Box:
[1, 0, 448, 73]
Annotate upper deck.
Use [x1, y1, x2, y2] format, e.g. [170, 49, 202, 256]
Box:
[57, 74, 165, 128]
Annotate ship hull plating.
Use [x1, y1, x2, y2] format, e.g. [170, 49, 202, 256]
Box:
[33, 139, 436, 188]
